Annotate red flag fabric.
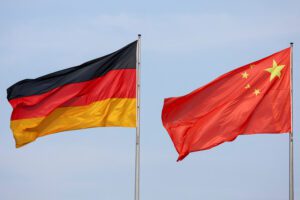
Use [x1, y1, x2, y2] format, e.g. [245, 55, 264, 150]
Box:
[162, 48, 291, 161]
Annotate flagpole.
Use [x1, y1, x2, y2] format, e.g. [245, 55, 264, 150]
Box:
[135, 34, 141, 200]
[289, 42, 294, 200]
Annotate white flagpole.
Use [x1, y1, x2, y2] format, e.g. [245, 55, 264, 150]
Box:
[135, 34, 141, 200]
[289, 42, 294, 200]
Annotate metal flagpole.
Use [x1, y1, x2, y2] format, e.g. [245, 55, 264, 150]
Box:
[289, 42, 294, 200]
[135, 34, 141, 200]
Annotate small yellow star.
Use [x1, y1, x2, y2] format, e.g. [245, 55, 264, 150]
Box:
[250, 65, 255, 69]
[245, 84, 251, 89]
[241, 72, 249, 79]
[253, 89, 261, 96]
[265, 60, 285, 81]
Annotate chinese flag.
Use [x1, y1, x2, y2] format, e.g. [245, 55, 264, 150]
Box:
[162, 48, 291, 161]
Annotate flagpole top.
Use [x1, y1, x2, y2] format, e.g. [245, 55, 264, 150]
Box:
[290, 42, 294, 46]
[138, 34, 141, 37]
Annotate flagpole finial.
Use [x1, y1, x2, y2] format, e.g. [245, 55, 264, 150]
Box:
[290, 42, 293, 46]
[138, 34, 141, 37]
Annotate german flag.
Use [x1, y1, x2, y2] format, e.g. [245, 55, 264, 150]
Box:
[7, 41, 137, 147]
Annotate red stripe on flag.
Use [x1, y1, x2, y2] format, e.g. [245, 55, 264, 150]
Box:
[10, 69, 136, 120]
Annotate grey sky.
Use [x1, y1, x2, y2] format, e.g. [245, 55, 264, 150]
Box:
[0, 0, 299, 199]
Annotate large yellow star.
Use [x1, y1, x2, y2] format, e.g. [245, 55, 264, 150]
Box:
[265, 60, 285, 81]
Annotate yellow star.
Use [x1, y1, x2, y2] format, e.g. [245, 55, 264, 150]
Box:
[241, 72, 249, 79]
[250, 64, 255, 69]
[265, 60, 285, 81]
[245, 84, 251, 89]
[253, 89, 261, 96]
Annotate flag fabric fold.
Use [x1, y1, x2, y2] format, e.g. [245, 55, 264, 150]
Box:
[162, 48, 291, 161]
[7, 41, 137, 147]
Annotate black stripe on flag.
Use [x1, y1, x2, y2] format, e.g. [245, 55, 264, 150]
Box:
[7, 41, 137, 100]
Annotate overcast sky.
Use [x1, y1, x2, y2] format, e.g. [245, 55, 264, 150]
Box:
[0, 0, 299, 200]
